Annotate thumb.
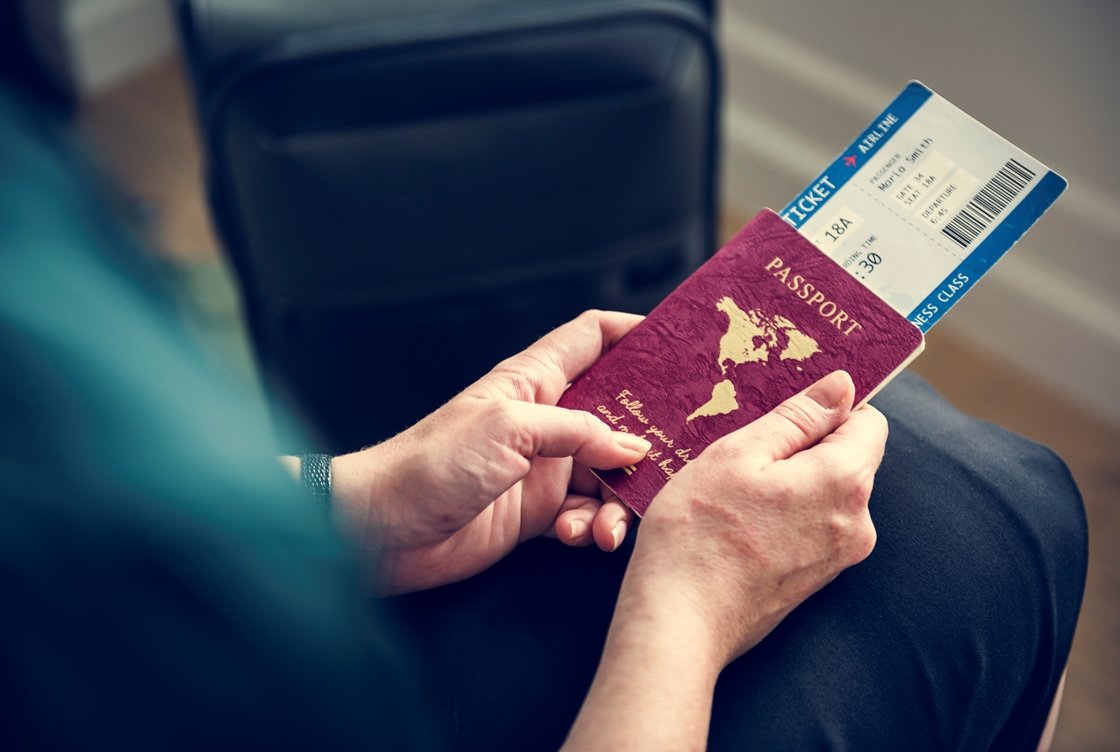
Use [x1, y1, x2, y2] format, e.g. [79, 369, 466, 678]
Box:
[735, 370, 855, 463]
[495, 402, 651, 469]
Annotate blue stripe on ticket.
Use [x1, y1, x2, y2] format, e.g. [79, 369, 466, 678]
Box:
[906, 170, 1068, 329]
[780, 82, 933, 229]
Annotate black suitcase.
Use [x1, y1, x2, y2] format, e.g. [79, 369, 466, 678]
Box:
[175, 0, 721, 452]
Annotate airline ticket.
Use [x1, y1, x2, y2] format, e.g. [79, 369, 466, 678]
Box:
[778, 81, 1066, 331]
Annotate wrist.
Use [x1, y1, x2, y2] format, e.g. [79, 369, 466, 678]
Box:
[565, 572, 723, 751]
[280, 452, 377, 542]
[329, 449, 386, 549]
[610, 569, 727, 681]
[616, 536, 758, 671]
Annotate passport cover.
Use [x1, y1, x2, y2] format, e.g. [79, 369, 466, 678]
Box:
[559, 209, 925, 516]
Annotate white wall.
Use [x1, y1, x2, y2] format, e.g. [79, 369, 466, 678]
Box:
[720, 0, 1120, 425]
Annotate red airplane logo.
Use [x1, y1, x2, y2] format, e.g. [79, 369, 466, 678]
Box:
[843, 155, 857, 167]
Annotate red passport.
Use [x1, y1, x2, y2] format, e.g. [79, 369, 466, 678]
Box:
[558, 209, 925, 516]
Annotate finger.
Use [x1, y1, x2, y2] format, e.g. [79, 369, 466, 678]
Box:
[554, 496, 602, 546]
[477, 310, 645, 403]
[789, 403, 889, 481]
[818, 404, 888, 460]
[806, 404, 888, 469]
[493, 401, 651, 469]
[570, 462, 600, 497]
[591, 494, 634, 552]
[728, 370, 855, 465]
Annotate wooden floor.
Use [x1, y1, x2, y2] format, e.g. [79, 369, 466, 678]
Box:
[80, 58, 1120, 751]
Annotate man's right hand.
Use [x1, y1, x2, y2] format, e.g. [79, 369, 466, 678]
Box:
[626, 368, 886, 667]
[565, 370, 887, 750]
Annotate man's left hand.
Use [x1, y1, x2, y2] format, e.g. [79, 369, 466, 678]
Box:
[330, 311, 649, 594]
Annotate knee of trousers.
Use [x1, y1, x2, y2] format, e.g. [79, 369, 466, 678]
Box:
[708, 373, 1087, 750]
[871, 372, 1087, 570]
[865, 372, 1087, 744]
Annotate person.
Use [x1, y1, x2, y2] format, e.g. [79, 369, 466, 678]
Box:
[0, 85, 1086, 751]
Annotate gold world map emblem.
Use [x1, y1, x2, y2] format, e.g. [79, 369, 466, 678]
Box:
[687, 296, 820, 421]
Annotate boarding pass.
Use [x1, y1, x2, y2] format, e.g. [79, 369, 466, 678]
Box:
[778, 81, 1066, 332]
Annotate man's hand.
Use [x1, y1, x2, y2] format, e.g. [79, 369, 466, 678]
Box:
[625, 369, 886, 666]
[330, 311, 651, 595]
[564, 370, 887, 750]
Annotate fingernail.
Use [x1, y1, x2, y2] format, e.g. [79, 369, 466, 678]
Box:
[805, 370, 852, 409]
[615, 433, 652, 454]
[569, 519, 588, 540]
[610, 520, 627, 551]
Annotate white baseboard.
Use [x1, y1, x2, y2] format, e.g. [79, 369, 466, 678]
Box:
[720, 7, 1120, 427]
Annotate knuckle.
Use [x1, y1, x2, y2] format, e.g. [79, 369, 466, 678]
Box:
[864, 403, 889, 432]
[482, 398, 519, 435]
[828, 513, 876, 566]
[564, 310, 605, 347]
[829, 460, 863, 493]
[715, 451, 758, 491]
[526, 343, 564, 375]
[708, 429, 758, 467]
[483, 360, 538, 401]
[867, 415, 889, 450]
[446, 442, 508, 502]
[759, 469, 798, 506]
[798, 456, 844, 501]
[851, 520, 878, 564]
[817, 456, 876, 508]
[498, 355, 548, 401]
[772, 397, 824, 442]
[576, 308, 603, 324]
[498, 415, 539, 459]
[437, 400, 537, 502]
[570, 409, 607, 443]
[701, 435, 738, 466]
[568, 407, 604, 450]
[859, 406, 889, 448]
[850, 474, 876, 506]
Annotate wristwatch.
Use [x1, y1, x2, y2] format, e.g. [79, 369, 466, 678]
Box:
[299, 453, 332, 507]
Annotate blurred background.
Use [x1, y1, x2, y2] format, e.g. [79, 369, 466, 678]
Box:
[2, 1, 1116, 749]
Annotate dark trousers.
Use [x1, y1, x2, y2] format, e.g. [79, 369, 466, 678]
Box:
[393, 373, 1087, 751]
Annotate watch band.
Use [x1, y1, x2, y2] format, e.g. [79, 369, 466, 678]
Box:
[299, 453, 332, 507]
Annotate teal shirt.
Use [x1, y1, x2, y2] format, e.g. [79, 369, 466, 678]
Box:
[0, 90, 426, 749]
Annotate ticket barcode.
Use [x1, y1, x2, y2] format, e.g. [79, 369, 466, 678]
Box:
[941, 159, 1036, 248]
